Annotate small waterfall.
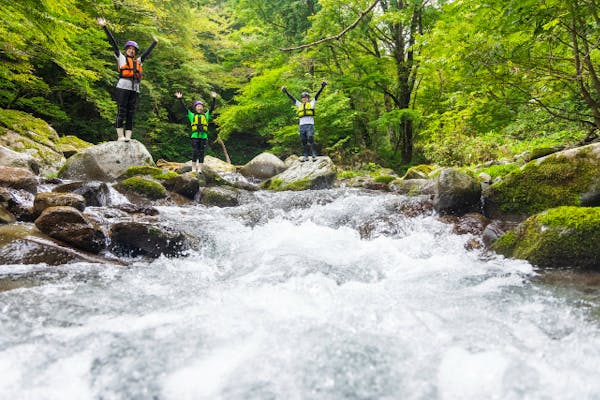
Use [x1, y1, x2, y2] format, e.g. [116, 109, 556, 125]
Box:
[0, 188, 599, 399]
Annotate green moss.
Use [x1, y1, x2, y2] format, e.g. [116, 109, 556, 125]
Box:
[510, 206, 600, 269]
[492, 230, 518, 257]
[337, 170, 361, 179]
[0, 108, 59, 147]
[124, 166, 178, 181]
[116, 176, 167, 199]
[477, 163, 519, 180]
[374, 175, 396, 184]
[487, 152, 599, 216]
[260, 177, 310, 191]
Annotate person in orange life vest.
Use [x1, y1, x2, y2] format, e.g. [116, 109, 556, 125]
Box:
[174, 91, 217, 173]
[281, 80, 327, 162]
[97, 17, 158, 142]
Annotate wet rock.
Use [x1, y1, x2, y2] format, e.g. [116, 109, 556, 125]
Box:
[109, 221, 188, 258]
[440, 212, 490, 236]
[35, 206, 107, 253]
[162, 173, 200, 199]
[482, 220, 519, 247]
[33, 192, 86, 216]
[114, 203, 160, 216]
[390, 179, 436, 196]
[0, 205, 15, 224]
[0, 224, 111, 265]
[240, 152, 287, 179]
[200, 186, 240, 207]
[53, 181, 111, 207]
[0, 166, 38, 193]
[262, 156, 337, 191]
[433, 168, 481, 215]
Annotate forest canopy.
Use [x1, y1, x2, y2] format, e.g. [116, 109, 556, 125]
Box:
[1, 0, 597, 169]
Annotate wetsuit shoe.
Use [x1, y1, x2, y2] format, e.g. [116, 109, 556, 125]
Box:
[311, 155, 317, 162]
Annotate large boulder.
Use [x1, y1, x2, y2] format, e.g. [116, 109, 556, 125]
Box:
[239, 152, 287, 179]
[162, 173, 200, 199]
[203, 155, 236, 173]
[58, 140, 155, 181]
[34, 206, 107, 253]
[493, 206, 600, 270]
[483, 143, 600, 220]
[262, 156, 337, 191]
[0, 109, 66, 176]
[433, 168, 481, 215]
[200, 186, 240, 207]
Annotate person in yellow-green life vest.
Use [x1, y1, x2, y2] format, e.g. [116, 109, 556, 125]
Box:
[174, 91, 217, 172]
[281, 80, 327, 162]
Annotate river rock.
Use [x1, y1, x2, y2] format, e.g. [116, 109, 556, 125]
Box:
[33, 192, 86, 216]
[239, 152, 287, 179]
[0, 109, 66, 176]
[162, 173, 200, 199]
[483, 142, 600, 219]
[35, 206, 107, 253]
[53, 181, 112, 207]
[0, 205, 15, 224]
[0, 224, 100, 265]
[200, 186, 240, 207]
[58, 140, 155, 181]
[261, 156, 337, 191]
[433, 168, 481, 215]
[0, 146, 40, 174]
[109, 221, 188, 258]
[390, 178, 436, 196]
[0, 166, 39, 193]
[493, 206, 600, 270]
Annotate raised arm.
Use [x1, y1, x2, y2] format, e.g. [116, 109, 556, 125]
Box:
[314, 80, 327, 101]
[281, 86, 298, 103]
[209, 91, 217, 113]
[140, 37, 158, 62]
[174, 92, 189, 113]
[97, 17, 119, 57]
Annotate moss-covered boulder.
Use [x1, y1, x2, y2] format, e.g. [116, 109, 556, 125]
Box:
[402, 164, 434, 180]
[262, 156, 336, 191]
[200, 186, 240, 207]
[493, 206, 600, 270]
[483, 143, 600, 219]
[0, 109, 66, 176]
[114, 176, 167, 200]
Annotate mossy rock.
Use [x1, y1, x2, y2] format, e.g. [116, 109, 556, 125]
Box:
[57, 135, 93, 157]
[114, 176, 167, 200]
[122, 166, 178, 180]
[402, 164, 434, 180]
[493, 206, 600, 270]
[0, 108, 66, 176]
[483, 144, 600, 219]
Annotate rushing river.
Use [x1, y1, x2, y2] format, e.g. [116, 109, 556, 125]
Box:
[0, 189, 599, 399]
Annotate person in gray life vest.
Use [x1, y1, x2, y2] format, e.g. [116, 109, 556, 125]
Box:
[97, 17, 158, 142]
[281, 80, 327, 161]
[174, 91, 217, 173]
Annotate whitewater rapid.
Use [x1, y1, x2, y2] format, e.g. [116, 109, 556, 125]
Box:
[0, 189, 599, 399]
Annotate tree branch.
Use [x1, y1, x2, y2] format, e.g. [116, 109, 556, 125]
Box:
[280, 0, 380, 52]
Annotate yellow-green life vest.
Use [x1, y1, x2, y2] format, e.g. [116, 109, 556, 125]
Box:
[192, 114, 208, 133]
[297, 102, 315, 117]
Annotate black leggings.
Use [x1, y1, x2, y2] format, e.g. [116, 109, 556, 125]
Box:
[115, 88, 139, 130]
[191, 138, 207, 163]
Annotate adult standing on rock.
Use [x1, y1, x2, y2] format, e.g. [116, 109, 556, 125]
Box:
[97, 17, 158, 142]
[282, 80, 327, 162]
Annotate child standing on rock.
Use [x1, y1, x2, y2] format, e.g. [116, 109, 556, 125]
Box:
[174, 91, 217, 172]
[97, 17, 158, 142]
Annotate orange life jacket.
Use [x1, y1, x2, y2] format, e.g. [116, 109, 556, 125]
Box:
[119, 56, 143, 81]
